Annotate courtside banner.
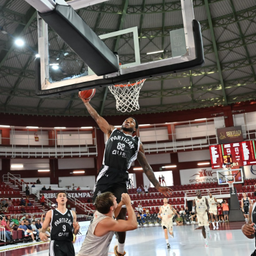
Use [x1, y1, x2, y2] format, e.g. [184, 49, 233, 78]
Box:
[217, 126, 243, 144]
[179, 167, 217, 185]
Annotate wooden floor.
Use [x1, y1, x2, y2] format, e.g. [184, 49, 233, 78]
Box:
[0, 222, 254, 256]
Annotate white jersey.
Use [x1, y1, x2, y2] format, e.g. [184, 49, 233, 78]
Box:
[195, 197, 208, 214]
[208, 197, 217, 210]
[161, 204, 174, 227]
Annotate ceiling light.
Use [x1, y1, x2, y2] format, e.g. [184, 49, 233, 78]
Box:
[162, 165, 177, 169]
[11, 164, 24, 169]
[38, 169, 50, 172]
[35, 54, 40, 58]
[197, 162, 210, 166]
[139, 124, 150, 127]
[64, 52, 69, 56]
[80, 126, 93, 129]
[0, 125, 10, 128]
[15, 38, 25, 47]
[146, 50, 164, 55]
[73, 170, 85, 174]
[54, 127, 66, 129]
[133, 167, 143, 171]
[52, 65, 59, 70]
[26, 126, 39, 129]
[194, 118, 206, 121]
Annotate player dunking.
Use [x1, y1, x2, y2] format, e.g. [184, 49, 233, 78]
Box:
[158, 198, 177, 249]
[79, 94, 171, 256]
[39, 191, 80, 256]
[208, 193, 219, 229]
[241, 192, 251, 223]
[193, 190, 210, 247]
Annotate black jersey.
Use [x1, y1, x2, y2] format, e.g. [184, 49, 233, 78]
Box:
[102, 129, 140, 171]
[243, 197, 250, 208]
[50, 209, 73, 242]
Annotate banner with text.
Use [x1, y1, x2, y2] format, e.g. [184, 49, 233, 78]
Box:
[217, 126, 243, 144]
[179, 167, 217, 185]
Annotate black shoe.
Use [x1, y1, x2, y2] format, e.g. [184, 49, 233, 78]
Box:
[251, 250, 256, 256]
[167, 243, 170, 249]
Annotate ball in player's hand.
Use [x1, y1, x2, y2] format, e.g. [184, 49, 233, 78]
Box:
[79, 89, 96, 100]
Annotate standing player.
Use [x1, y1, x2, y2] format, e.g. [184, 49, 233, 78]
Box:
[193, 190, 210, 247]
[39, 192, 80, 256]
[158, 198, 177, 249]
[208, 193, 219, 229]
[241, 192, 251, 223]
[79, 93, 171, 256]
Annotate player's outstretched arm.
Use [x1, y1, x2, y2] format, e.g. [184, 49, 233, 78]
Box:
[79, 93, 114, 135]
[137, 144, 171, 197]
[39, 210, 51, 242]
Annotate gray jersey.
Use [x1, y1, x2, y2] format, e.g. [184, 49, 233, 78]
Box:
[77, 211, 114, 256]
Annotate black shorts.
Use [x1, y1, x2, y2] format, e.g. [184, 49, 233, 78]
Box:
[244, 206, 249, 215]
[49, 240, 75, 256]
[163, 226, 167, 229]
[93, 182, 127, 203]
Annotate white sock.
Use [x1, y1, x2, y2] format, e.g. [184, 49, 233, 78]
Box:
[212, 222, 215, 227]
[166, 239, 169, 244]
[216, 221, 218, 227]
[118, 243, 125, 254]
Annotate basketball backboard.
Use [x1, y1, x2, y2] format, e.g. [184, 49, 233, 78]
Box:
[217, 168, 244, 185]
[26, 0, 204, 96]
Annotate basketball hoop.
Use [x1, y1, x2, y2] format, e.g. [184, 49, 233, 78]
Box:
[108, 79, 146, 113]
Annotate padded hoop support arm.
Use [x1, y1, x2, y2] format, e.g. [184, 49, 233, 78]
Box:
[39, 4, 119, 76]
[36, 19, 204, 97]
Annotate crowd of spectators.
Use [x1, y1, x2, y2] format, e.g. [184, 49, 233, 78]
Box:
[0, 213, 46, 243]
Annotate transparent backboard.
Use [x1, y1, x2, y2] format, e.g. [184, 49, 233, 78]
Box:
[30, 0, 204, 95]
[217, 168, 244, 185]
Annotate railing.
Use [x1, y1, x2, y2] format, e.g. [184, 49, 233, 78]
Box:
[69, 197, 94, 214]
[3, 173, 22, 187]
[0, 227, 6, 242]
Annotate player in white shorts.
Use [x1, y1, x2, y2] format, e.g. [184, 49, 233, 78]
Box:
[158, 198, 178, 249]
[208, 193, 219, 229]
[193, 190, 210, 247]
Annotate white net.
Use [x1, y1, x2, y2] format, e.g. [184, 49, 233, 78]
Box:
[108, 79, 146, 113]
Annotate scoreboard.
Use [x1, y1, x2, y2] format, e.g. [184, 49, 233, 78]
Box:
[209, 140, 256, 169]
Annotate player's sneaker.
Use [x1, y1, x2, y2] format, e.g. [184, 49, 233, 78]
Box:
[114, 245, 126, 256]
[167, 243, 171, 249]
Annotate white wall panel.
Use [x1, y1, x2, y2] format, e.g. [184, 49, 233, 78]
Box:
[57, 131, 93, 145]
[214, 116, 225, 129]
[175, 122, 215, 139]
[233, 113, 246, 137]
[245, 112, 256, 130]
[140, 127, 168, 142]
[178, 150, 210, 162]
[58, 158, 94, 169]
[11, 159, 49, 170]
[146, 153, 171, 165]
[10, 131, 49, 145]
[58, 176, 95, 189]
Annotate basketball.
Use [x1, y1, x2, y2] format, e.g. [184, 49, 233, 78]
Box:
[79, 89, 96, 100]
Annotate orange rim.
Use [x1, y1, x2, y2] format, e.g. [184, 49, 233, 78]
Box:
[113, 79, 146, 88]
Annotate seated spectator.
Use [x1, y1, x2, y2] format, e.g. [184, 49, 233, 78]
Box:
[0, 218, 12, 242]
[47, 186, 52, 190]
[25, 196, 32, 207]
[1, 198, 8, 208]
[176, 215, 183, 226]
[35, 219, 42, 231]
[144, 185, 149, 194]
[25, 214, 31, 224]
[31, 184, 35, 187]
[137, 186, 142, 194]
[40, 194, 45, 209]
[41, 186, 47, 191]
[20, 197, 26, 206]
[36, 178, 41, 184]
[77, 186, 81, 191]
[26, 220, 39, 240]
[7, 198, 13, 208]
[11, 215, 19, 230]
[18, 220, 36, 242]
[137, 212, 143, 226]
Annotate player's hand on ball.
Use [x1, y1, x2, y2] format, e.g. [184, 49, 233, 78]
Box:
[242, 223, 255, 239]
[78, 92, 90, 103]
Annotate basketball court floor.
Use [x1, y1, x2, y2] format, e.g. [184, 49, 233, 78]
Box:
[0, 222, 254, 256]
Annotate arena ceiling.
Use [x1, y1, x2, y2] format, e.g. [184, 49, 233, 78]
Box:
[0, 0, 255, 117]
